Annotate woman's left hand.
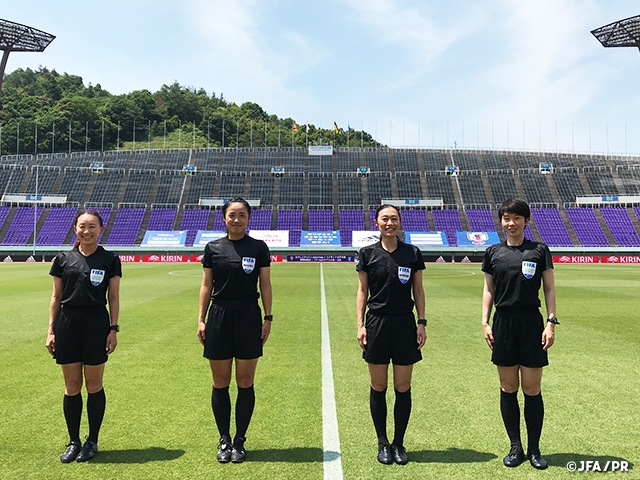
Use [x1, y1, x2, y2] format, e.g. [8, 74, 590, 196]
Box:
[416, 324, 427, 349]
[541, 324, 555, 351]
[106, 330, 118, 354]
[261, 320, 271, 346]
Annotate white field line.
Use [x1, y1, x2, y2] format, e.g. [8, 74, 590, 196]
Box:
[320, 263, 343, 480]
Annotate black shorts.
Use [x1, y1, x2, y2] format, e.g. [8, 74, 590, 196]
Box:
[203, 302, 263, 360]
[363, 311, 422, 366]
[53, 306, 110, 365]
[491, 308, 549, 368]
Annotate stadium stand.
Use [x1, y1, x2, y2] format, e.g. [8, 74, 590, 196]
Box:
[600, 207, 640, 246]
[180, 209, 211, 246]
[466, 209, 497, 232]
[147, 208, 177, 230]
[36, 207, 78, 246]
[531, 208, 573, 247]
[106, 208, 145, 245]
[308, 209, 334, 230]
[565, 208, 609, 247]
[338, 209, 365, 246]
[432, 209, 462, 246]
[1, 206, 44, 245]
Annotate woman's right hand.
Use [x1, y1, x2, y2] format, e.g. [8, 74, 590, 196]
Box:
[46, 333, 55, 356]
[197, 321, 206, 346]
[483, 324, 494, 350]
[357, 325, 367, 351]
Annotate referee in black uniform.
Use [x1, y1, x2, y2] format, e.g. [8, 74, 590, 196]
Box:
[46, 210, 122, 463]
[482, 198, 557, 470]
[356, 204, 427, 465]
[197, 197, 273, 464]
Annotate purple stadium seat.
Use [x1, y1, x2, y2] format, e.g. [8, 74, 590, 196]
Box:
[180, 209, 211, 246]
[600, 207, 640, 247]
[531, 208, 573, 247]
[1, 206, 44, 245]
[106, 208, 145, 246]
[565, 208, 609, 247]
[36, 207, 78, 245]
[432, 209, 462, 246]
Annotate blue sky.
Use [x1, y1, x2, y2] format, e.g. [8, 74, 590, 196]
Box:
[4, 0, 640, 154]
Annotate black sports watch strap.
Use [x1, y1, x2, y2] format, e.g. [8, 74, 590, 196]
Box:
[110, 324, 120, 332]
[546, 317, 559, 325]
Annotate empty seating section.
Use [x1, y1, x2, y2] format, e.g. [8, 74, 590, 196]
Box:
[600, 207, 640, 246]
[1, 206, 44, 245]
[278, 176, 304, 205]
[59, 170, 93, 203]
[338, 210, 365, 246]
[186, 173, 217, 203]
[466, 209, 497, 231]
[308, 176, 333, 205]
[147, 208, 177, 230]
[3, 148, 640, 247]
[422, 151, 448, 171]
[553, 172, 584, 203]
[336, 151, 361, 172]
[277, 209, 302, 246]
[213, 210, 225, 231]
[106, 208, 145, 245]
[432, 209, 462, 246]
[585, 171, 618, 196]
[565, 208, 608, 246]
[520, 175, 554, 204]
[248, 175, 275, 204]
[400, 209, 429, 231]
[393, 151, 419, 172]
[458, 175, 488, 205]
[396, 174, 423, 198]
[248, 210, 273, 230]
[487, 175, 518, 205]
[219, 173, 247, 198]
[453, 153, 481, 170]
[530, 208, 573, 247]
[36, 207, 78, 245]
[425, 176, 456, 204]
[122, 171, 156, 203]
[308, 210, 333, 230]
[90, 171, 125, 203]
[337, 177, 363, 205]
[180, 209, 211, 246]
[367, 176, 392, 205]
[156, 173, 185, 204]
[26, 168, 60, 194]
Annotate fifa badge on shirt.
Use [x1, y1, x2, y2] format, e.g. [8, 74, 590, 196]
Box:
[242, 257, 256, 274]
[521, 261, 536, 279]
[398, 266, 411, 284]
[90, 269, 105, 286]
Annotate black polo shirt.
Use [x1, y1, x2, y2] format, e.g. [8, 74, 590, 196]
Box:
[202, 235, 271, 303]
[482, 239, 553, 309]
[356, 240, 425, 315]
[50, 246, 122, 307]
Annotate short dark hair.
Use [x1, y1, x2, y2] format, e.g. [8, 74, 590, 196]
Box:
[498, 198, 530, 221]
[222, 197, 252, 218]
[374, 203, 401, 222]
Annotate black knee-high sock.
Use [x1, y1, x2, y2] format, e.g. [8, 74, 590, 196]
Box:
[211, 386, 231, 439]
[235, 385, 255, 442]
[87, 389, 106, 444]
[524, 392, 544, 452]
[370, 387, 388, 445]
[63, 393, 82, 444]
[500, 390, 521, 447]
[392, 388, 412, 447]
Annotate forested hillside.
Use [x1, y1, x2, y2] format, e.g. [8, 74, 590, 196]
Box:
[0, 67, 376, 154]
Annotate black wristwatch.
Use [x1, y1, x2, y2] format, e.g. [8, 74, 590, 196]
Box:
[263, 315, 273, 322]
[546, 317, 560, 325]
[110, 324, 120, 332]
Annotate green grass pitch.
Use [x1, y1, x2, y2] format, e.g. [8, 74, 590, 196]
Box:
[0, 262, 637, 479]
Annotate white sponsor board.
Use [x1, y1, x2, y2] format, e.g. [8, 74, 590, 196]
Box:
[249, 230, 289, 247]
[309, 145, 333, 156]
[351, 231, 381, 247]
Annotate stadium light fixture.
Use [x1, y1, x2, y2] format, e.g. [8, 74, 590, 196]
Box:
[0, 18, 55, 99]
[591, 15, 640, 53]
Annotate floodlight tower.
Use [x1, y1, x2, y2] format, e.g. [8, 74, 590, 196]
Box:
[591, 15, 640, 53]
[0, 18, 55, 99]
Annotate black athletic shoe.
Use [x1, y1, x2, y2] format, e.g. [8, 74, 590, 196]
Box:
[217, 436, 232, 463]
[76, 440, 98, 462]
[528, 449, 548, 470]
[231, 437, 246, 463]
[503, 445, 525, 467]
[60, 442, 82, 463]
[391, 443, 409, 465]
[377, 443, 393, 465]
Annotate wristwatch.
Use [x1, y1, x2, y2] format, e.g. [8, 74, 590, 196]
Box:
[546, 317, 560, 325]
[110, 324, 120, 332]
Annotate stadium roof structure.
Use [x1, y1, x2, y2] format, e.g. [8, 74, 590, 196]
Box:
[0, 18, 55, 99]
[591, 15, 640, 51]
